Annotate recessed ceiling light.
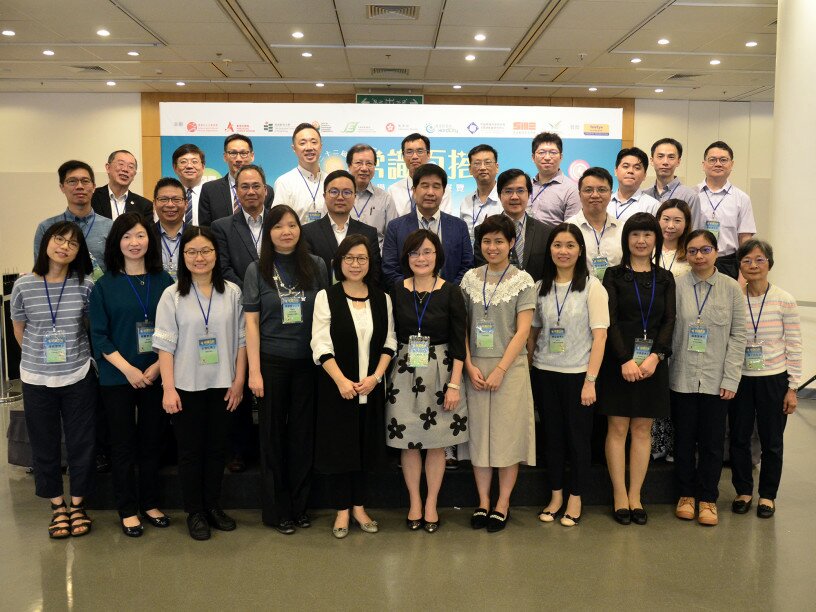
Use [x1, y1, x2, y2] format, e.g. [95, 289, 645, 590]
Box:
[2, 30, 15, 37]
[176, 81, 186, 86]
[97, 29, 110, 37]
[42, 49, 54, 56]
[465, 54, 476, 61]
[292, 31, 304, 39]
[301, 52, 312, 58]
[474, 34, 486, 42]
[453, 84, 462, 89]
[315, 82, 324, 87]
[630, 57, 642, 64]
[127, 51, 140, 57]
[657, 38, 670, 45]
[588, 87, 598, 92]
[710, 59, 721, 65]
[745, 41, 758, 47]
[655, 88, 664, 93]
[106, 81, 116, 86]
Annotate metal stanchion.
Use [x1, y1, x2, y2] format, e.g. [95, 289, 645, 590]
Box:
[0, 295, 22, 404]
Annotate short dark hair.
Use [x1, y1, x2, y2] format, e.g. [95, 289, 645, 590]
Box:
[532, 132, 563, 155]
[412, 164, 447, 189]
[737, 238, 774, 269]
[176, 225, 226, 297]
[292, 122, 320, 142]
[620, 212, 663, 268]
[346, 143, 378, 166]
[224, 134, 253, 152]
[468, 144, 498, 163]
[58, 160, 95, 185]
[476, 214, 516, 246]
[540, 223, 589, 295]
[615, 147, 649, 171]
[578, 167, 613, 190]
[104, 212, 164, 275]
[704, 140, 734, 160]
[401, 133, 430, 154]
[656, 198, 692, 261]
[33, 221, 93, 283]
[107, 150, 137, 167]
[497, 168, 532, 194]
[333, 234, 375, 283]
[235, 164, 266, 185]
[153, 176, 185, 200]
[172, 143, 206, 166]
[400, 229, 444, 278]
[686, 229, 719, 250]
[650, 138, 683, 158]
[323, 169, 355, 192]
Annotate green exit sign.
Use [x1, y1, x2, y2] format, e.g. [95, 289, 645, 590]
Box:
[356, 94, 424, 104]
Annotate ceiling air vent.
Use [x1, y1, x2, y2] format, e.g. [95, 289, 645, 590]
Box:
[371, 67, 409, 77]
[66, 65, 110, 73]
[666, 73, 704, 81]
[366, 5, 419, 20]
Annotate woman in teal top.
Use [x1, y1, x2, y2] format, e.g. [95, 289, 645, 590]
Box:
[89, 212, 174, 537]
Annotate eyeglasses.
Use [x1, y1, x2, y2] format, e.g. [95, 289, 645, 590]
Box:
[408, 249, 436, 259]
[471, 160, 496, 168]
[238, 183, 264, 192]
[342, 255, 369, 265]
[350, 160, 375, 168]
[535, 148, 561, 157]
[112, 160, 136, 172]
[183, 247, 216, 257]
[226, 150, 252, 159]
[705, 156, 731, 165]
[156, 196, 185, 205]
[740, 257, 768, 266]
[327, 188, 354, 198]
[501, 188, 528, 197]
[404, 148, 427, 157]
[687, 246, 716, 256]
[580, 186, 611, 195]
[64, 178, 93, 187]
[52, 234, 80, 250]
[176, 158, 202, 167]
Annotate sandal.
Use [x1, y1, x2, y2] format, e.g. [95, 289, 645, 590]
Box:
[69, 506, 93, 537]
[49, 502, 71, 539]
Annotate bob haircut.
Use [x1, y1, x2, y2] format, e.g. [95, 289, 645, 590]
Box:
[476, 214, 516, 245]
[258, 204, 317, 290]
[655, 198, 692, 261]
[176, 225, 226, 297]
[400, 229, 444, 278]
[333, 234, 375, 283]
[539, 223, 590, 295]
[737, 238, 774, 270]
[33, 221, 93, 283]
[685, 229, 719, 251]
[620, 212, 663, 268]
[104, 212, 164, 275]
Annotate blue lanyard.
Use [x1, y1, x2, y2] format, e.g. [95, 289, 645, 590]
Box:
[412, 277, 435, 334]
[192, 283, 214, 334]
[124, 274, 151, 321]
[531, 183, 549, 204]
[43, 276, 69, 330]
[298, 169, 321, 206]
[703, 186, 730, 216]
[590, 220, 607, 249]
[407, 179, 416, 213]
[247, 215, 263, 249]
[661, 250, 676, 272]
[482, 264, 511, 317]
[747, 284, 770, 342]
[615, 197, 635, 219]
[471, 195, 491, 230]
[663, 182, 679, 201]
[694, 281, 714, 322]
[159, 225, 183, 261]
[353, 191, 373, 219]
[63, 211, 96, 239]
[632, 267, 657, 339]
[553, 281, 573, 326]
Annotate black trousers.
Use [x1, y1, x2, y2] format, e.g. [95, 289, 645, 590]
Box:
[328, 471, 366, 510]
[22, 369, 97, 499]
[671, 391, 729, 502]
[729, 373, 789, 500]
[258, 354, 316, 525]
[101, 384, 167, 518]
[229, 383, 255, 460]
[716, 254, 738, 279]
[532, 368, 593, 496]
[174, 388, 230, 514]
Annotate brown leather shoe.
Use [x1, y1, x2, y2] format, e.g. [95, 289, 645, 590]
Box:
[698, 502, 718, 526]
[675, 497, 696, 520]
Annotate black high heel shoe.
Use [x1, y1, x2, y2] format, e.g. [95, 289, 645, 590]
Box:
[406, 516, 424, 531]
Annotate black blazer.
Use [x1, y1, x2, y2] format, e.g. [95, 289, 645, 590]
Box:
[199, 175, 274, 227]
[302, 215, 381, 285]
[474, 213, 553, 282]
[91, 186, 153, 220]
[210, 211, 262, 288]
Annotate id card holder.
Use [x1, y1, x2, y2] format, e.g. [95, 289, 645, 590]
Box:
[548, 327, 566, 353]
[136, 321, 155, 354]
[633, 338, 654, 365]
[306, 209, 321, 223]
[687, 323, 709, 353]
[408, 335, 430, 368]
[475, 320, 495, 349]
[198, 336, 219, 365]
[705, 219, 720, 240]
[591, 256, 609, 280]
[44, 330, 67, 364]
[281, 294, 303, 324]
[89, 253, 104, 281]
[744, 344, 765, 371]
[167, 260, 178, 281]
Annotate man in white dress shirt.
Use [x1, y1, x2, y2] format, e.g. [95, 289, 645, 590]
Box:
[387, 133, 452, 216]
[459, 144, 501, 241]
[172, 143, 205, 227]
[273, 122, 325, 225]
[346, 143, 398, 251]
[608, 147, 660, 223]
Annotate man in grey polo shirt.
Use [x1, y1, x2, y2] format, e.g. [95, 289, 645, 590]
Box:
[346, 143, 397, 252]
[647, 137, 700, 213]
[528, 132, 581, 226]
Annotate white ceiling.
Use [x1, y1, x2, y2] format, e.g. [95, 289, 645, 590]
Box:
[0, 0, 777, 101]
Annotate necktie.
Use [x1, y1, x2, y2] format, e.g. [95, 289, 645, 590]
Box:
[184, 188, 193, 226]
[515, 219, 525, 267]
[231, 184, 240, 214]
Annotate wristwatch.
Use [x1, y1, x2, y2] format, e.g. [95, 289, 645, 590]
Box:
[585, 373, 598, 383]
[656, 353, 666, 362]
[375, 374, 383, 383]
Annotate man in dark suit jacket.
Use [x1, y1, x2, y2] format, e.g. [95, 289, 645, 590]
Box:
[199, 134, 273, 226]
[302, 170, 381, 285]
[382, 164, 473, 288]
[91, 149, 153, 219]
[474, 168, 553, 283]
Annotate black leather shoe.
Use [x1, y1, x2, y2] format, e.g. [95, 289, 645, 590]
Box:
[295, 514, 311, 529]
[187, 513, 211, 541]
[631, 508, 648, 526]
[275, 520, 296, 535]
[140, 511, 170, 528]
[406, 516, 424, 531]
[121, 519, 144, 538]
[470, 508, 489, 530]
[613, 508, 631, 525]
[731, 498, 753, 514]
[424, 518, 441, 533]
[486, 510, 509, 533]
[757, 503, 775, 519]
[206, 508, 236, 531]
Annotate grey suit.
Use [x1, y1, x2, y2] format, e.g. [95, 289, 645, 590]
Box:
[301, 215, 381, 286]
[199, 175, 274, 227]
[211, 211, 262, 288]
[473, 213, 553, 283]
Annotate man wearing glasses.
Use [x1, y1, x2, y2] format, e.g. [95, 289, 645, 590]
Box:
[387, 133, 452, 216]
[152, 177, 188, 279]
[460, 144, 502, 241]
[91, 150, 153, 221]
[695, 141, 756, 279]
[346, 143, 397, 251]
[199, 134, 274, 226]
[172, 144, 206, 227]
[528, 132, 581, 226]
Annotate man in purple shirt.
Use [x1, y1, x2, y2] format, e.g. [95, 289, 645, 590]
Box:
[527, 132, 581, 226]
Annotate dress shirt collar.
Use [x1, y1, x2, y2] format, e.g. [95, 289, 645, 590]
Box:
[330, 214, 350, 232]
[417, 208, 441, 226]
[690, 269, 720, 287]
[698, 180, 733, 195]
[298, 165, 321, 182]
[64, 207, 94, 222]
[243, 209, 264, 227]
[533, 169, 565, 187]
[158, 222, 184, 240]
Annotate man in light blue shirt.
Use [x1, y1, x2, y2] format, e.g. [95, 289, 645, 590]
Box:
[459, 144, 502, 241]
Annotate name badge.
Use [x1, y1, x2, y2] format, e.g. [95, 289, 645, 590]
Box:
[166, 260, 178, 281]
[281, 295, 303, 324]
[591, 256, 609, 280]
[408, 335, 430, 368]
[306, 210, 321, 223]
[688, 323, 709, 353]
[744, 344, 765, 371]
[44, 330, 67, 364]
[705, 219, 720, 240]
[633, 338, 654, 365]
[198, 336, 219, 365]
[548, 327, 566, 353]
[136, 322, 155, 354]
[475, 320, 495, 349]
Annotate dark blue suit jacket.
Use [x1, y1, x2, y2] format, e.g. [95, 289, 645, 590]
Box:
[382, 211, 473, 288]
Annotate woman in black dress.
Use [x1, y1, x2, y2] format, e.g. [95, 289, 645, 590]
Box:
[599, 213, 676, 525]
